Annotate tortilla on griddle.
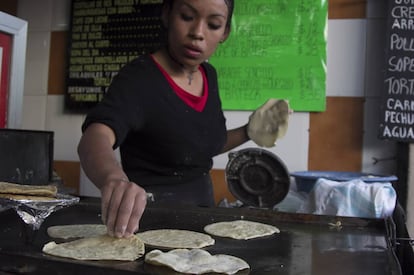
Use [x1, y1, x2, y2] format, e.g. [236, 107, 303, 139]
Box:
[47, 224, 107, 239]
[42, 234, 145, 261]
[204, 220, 280, 240]
[136, 229, 215, 249]
[145, 248, 250, 275]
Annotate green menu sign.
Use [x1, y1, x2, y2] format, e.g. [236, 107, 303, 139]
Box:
[209, 0, 327, 111]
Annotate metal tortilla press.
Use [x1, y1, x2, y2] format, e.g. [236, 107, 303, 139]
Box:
[225, 148, 290, 208]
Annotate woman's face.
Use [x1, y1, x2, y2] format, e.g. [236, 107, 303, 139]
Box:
[163, 0, 230, 67]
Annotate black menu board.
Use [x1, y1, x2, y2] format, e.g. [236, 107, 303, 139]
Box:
[379, 0, 414, 142]
[65, 0, 163, 111]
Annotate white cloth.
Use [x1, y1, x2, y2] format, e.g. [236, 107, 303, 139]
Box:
[297, 178, 397, 218]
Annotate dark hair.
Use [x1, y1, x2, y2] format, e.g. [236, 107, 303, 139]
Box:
[162, 0, 234, 30]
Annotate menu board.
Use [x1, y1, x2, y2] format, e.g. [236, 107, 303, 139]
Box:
[66, 0, 163, 110]
[66, 0, 327, 111]
[209, 0, 327, 111]
[379, 0, 414, 142]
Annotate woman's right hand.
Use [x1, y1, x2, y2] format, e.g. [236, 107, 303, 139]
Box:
[100, 178, 147, 238]
[78, 123, 147, 238]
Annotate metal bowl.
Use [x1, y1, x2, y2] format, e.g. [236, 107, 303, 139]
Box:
[225, 148, 290, 208]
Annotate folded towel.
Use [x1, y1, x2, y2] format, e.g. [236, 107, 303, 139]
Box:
[297, 178, 397, 218]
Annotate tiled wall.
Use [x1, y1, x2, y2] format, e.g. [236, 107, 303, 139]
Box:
[0, 1, 399, 205]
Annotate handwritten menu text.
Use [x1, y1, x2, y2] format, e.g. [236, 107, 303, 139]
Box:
[380, 0, 414, 141]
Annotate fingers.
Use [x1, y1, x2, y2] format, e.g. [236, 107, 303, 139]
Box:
[100, 184, 111, 225]
[113, 184, 147, 237]
[105, 181, 127, 237]
[100, 179, 123, 226]
[125, 192, 147, 236]
[100, 180, 147, 238]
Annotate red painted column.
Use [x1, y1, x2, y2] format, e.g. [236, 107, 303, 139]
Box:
[0, 31, 12, 128]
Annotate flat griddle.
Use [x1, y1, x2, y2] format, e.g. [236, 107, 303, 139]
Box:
[0, 197, 402, 275]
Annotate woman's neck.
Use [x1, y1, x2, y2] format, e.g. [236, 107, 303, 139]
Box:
[164, 48, 199, 85]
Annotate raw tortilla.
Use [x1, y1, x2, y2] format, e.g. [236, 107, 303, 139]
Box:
[136, 229, 215, 249]
[204, 220, 280, 240]
[247, 99, 290, 147]
[42, 234, 145, 261]
[145, 248, 249, 275]
[0, 181, 57, 197]
[47, 224, 107, 239]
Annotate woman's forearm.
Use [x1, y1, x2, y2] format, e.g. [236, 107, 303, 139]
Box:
[78, 123, 128, 188]
[221, 124, 250, 153]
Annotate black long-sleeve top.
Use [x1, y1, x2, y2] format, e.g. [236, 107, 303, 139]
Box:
[82, 54, 227, 206]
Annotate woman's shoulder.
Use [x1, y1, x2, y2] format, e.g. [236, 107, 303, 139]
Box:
[112, 54, 160, 85]
[120, 54, 153, 73]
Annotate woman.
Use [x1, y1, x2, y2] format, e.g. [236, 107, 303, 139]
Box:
[79, 0, 263, 238]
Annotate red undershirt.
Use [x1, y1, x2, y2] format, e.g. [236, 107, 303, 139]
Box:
[151, 55, 208, 112]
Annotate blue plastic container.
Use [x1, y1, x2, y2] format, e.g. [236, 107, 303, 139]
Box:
[291, 171, 398, 193]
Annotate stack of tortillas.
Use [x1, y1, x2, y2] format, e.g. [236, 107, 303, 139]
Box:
[0, 181, 57, 201]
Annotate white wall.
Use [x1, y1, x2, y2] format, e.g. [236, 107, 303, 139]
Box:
[16, 0, 398, 197]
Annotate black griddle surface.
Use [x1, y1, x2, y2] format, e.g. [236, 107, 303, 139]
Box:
[0, 197, 401, 275]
